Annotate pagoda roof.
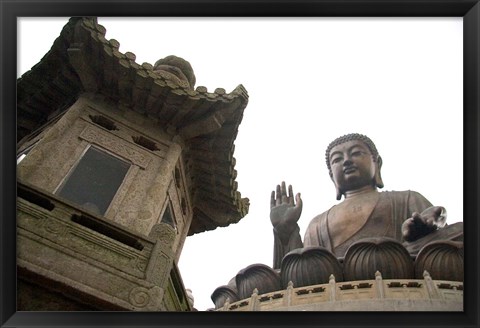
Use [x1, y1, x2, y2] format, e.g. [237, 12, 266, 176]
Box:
[17, 17, 249, 235]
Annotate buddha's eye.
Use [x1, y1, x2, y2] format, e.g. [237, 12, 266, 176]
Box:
[331, 157, 342, 165]
[351, 150, 365, 157]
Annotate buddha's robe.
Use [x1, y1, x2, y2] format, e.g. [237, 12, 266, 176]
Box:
[303, 190, 432, 258]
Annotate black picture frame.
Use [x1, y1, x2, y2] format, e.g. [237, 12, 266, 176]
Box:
[2, 1, 479, 327]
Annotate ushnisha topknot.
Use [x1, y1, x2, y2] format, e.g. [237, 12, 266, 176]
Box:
[325, 133, 379, 176]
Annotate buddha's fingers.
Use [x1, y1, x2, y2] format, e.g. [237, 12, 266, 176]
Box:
[276, 184, 282, 206]
[288, 185, 294, 205]
[281, 181, 288, 203]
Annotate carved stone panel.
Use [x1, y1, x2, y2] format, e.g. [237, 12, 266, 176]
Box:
[79, 125, 151, 168]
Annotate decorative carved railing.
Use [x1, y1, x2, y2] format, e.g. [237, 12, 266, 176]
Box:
[217, 271, 463, 311]
[17, 181, 187, 311]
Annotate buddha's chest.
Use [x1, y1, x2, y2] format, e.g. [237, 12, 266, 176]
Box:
[327, 193, 380, 248]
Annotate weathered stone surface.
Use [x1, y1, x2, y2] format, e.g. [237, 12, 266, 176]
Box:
[17, 181, 193, 311]
[18, 279, 97, 311]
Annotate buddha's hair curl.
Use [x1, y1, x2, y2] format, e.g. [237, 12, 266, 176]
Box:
[325, 133, 380, 175]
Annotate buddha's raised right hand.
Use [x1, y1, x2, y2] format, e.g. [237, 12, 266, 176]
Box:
[270, 181, 303, 243]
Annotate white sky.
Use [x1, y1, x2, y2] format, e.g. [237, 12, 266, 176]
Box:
[18, 17, 463, 311]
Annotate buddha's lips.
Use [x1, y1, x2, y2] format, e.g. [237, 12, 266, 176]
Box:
[344, 167, 357, 174]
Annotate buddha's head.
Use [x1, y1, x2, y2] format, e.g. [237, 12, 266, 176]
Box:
[325, 133, 384, 200]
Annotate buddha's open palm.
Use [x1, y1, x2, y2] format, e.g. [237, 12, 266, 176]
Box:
[270, 182, 303, 237]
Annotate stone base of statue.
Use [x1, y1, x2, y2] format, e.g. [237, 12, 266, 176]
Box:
[215, 271, 463, 311]
[212, 230, 463, 311]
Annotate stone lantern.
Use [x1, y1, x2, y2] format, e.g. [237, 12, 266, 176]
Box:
[16, 17, 249, 311]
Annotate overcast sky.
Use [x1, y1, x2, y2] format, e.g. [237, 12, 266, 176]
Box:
[18, 17, 463, 311]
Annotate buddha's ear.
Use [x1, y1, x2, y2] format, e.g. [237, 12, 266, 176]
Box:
[330, 172, 343, 200]
[374, 156, 384, 188]
[330, 173, 343, 200]
[335, 186, 343, 200]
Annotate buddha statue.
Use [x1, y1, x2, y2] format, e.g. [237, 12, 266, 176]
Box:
[212, 133, 463, 309]
[270, 133, 463, 269]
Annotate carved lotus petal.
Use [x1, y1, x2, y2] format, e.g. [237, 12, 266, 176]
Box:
[414, 240, 464, 281]
[343, 237, 414, 281]
[280, 247, 343, 288]
[235, 263, 281, 300]
[211, 285, 239, 309]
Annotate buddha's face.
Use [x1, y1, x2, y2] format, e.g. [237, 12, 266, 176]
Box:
[329, 140, 376, 193]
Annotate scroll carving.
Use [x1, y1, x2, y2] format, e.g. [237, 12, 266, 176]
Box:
[129, 286, 151, 308]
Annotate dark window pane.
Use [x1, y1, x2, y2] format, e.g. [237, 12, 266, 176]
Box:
[57, 147, 130, 215]
[162, 205, 176, 229]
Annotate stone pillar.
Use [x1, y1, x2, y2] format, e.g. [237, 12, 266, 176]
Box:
[146, 223, 176, 289]
[423, 270, 440, 299]
[222, 298, 231, 311]
[144, 142, 182, 231]
[375, 271, 385, 299]
[328, 274, 336, 301]
[283, 281, 294, 307]
[249, 288, 259, 311]
[17, 97, 87, 188]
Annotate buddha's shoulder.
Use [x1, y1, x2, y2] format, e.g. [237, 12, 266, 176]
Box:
[380, 190, 421, 197]
[308, 209, 330, 226]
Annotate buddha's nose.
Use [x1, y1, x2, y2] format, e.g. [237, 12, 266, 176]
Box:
[343, 159, 353, 166]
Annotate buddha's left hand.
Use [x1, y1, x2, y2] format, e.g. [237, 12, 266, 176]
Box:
[401, 206, 447, 242]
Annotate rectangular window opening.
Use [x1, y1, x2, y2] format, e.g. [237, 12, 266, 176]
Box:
[56, 146, 130, 215]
